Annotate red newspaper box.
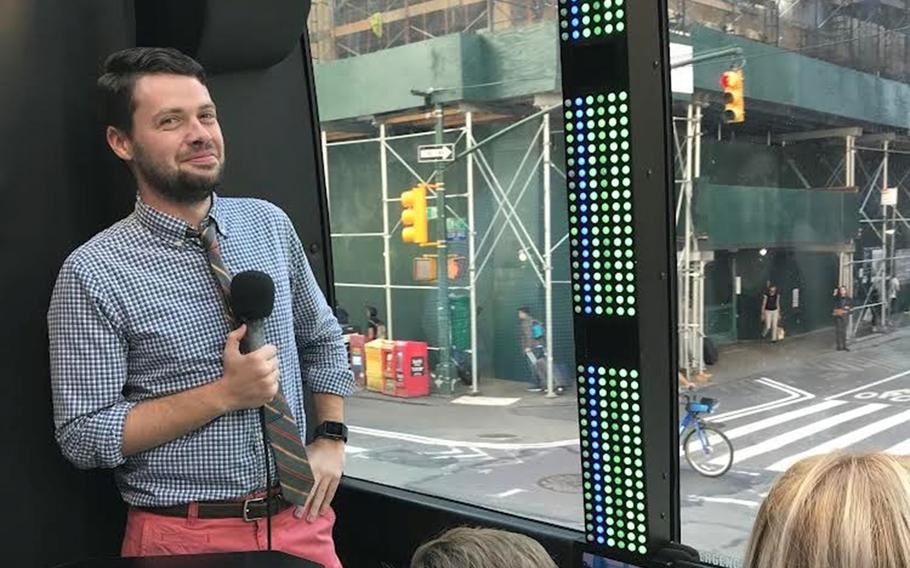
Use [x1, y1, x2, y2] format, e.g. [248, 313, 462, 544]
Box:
[385, 340, 429, 398]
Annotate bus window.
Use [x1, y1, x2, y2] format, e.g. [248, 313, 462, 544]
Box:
[309, 2, 581, 531]
[670, 2, 910, 565]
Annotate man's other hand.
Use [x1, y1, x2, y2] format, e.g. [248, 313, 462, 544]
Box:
[296, 438, 345, 522]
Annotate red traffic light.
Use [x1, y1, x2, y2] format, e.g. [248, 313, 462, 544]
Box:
[720, 71, 740, 90]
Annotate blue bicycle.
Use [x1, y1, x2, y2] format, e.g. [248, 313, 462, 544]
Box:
[679, 392, 734, 477]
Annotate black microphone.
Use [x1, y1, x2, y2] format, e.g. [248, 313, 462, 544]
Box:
[229, 270, 275, 354]
[228, 270, 278, 550]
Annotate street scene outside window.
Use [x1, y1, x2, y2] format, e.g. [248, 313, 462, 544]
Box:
[309, 0, 910, 564]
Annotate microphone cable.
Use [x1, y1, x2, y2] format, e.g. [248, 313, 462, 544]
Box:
[260, 407, 273, 550]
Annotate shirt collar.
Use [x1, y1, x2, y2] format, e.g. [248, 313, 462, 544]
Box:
[134, 192, 230, 241]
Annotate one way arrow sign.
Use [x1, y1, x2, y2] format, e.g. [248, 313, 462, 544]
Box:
[418, 144, 455, 163]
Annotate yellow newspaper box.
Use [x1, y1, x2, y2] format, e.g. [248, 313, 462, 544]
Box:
[365, 339, 392, 392]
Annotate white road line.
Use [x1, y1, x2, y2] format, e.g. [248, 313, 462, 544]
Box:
[758, 377, 814, 399]
[493, 488, 527, 498]
[451, 396, 520, 406]
[826, 369, 910, 400]
[709, 377, 813, 422]
[344, 445, 368, 454]
[884, 438, 910, 455]
[713, 403, 888, 466]
[349, 425, 579, 450]
[767, 408, 910, 472]
[730, 470, 762, 477]
[687, 495, 761, 509]
[722, 400, 847, 440]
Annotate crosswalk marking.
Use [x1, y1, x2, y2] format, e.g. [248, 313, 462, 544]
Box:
[722, 400, 846, 441]
[826, 369, 910, 401]
[766, 408, 910, 472]
[885, 438, 910, 455]
[711, 403, 888, 467]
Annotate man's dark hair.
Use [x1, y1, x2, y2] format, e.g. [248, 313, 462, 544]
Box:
[98, 47, 207, 135]
[517, 306, 531, 316]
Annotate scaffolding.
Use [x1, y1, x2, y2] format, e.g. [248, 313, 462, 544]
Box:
[308, 0, 556, 62]
[768, 126, 910, 340]
[668, 0, 910, 83]
[323, 105, 568, 396]
[851, 133, 910, 335]
[675, 102, 709, 379]
[672, 115, 910, 371]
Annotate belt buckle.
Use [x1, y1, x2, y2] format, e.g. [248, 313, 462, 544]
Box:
[242, 497, 268, 522]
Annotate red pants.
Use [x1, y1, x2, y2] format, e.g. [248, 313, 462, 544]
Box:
[121, 499, 341, 568]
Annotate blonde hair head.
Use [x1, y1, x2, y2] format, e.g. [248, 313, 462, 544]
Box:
[744, 452, 910, 568]
[410, 526, 558, 568]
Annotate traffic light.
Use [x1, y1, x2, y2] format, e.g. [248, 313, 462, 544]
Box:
[721, 69, 745, 124]
[400, 184, 428, 244]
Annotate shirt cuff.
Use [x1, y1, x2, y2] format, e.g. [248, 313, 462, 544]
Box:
[61, 399, 138, 470]
[308, 368, 356, 398]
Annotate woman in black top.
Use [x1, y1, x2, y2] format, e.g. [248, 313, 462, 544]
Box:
[832, 287, 852, 351]
[762, 285, 782, 342]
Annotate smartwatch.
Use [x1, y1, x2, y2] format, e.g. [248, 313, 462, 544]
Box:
[314, 421, 348, 443]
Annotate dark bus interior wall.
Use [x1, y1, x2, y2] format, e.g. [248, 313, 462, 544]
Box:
[0, 1, 585, 566]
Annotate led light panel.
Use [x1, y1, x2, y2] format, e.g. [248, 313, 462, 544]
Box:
[558, 0, 627, 42]
[565, 92, 637, 318]
[577, 364, 648, 554]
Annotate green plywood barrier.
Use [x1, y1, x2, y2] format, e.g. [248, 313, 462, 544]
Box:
[693, 183, 858, 249]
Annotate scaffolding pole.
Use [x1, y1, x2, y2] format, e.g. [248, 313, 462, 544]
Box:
[322, 131, 332, 215]
[466, 112, 479, 395]
[882, 138, 890, 326]
[681, 104, 693, 378]
[380, 123, 394, 339]
[543, 110, 555, 397]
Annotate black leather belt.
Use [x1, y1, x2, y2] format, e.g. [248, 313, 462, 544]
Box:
[140, 493, 292, 521]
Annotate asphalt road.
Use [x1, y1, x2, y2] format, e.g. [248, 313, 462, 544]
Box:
[341, 330, 910, 567]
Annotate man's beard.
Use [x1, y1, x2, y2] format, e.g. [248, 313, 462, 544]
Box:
[133, 143, 224, 204]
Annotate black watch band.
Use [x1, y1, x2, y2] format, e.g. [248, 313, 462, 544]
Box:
[314, 421, 348, 443]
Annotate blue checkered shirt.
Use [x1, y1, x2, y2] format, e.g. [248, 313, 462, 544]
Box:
[48, 194, 354, 507]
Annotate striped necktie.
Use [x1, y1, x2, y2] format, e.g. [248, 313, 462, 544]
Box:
[189, 221, 314, 506]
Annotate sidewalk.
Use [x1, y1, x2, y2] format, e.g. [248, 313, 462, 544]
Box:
[706, 320, 910, 387]
[349, 376, 580, 445]
[349, 322, 910, 444]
